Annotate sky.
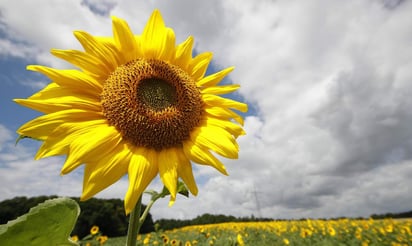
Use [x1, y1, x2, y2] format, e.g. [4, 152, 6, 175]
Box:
[0, 0, 412, 220]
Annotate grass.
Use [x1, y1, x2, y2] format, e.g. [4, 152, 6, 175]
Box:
[104, 236, 126, 246]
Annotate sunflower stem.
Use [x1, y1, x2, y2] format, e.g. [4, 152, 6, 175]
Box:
[139, 196, 156, 226]
[126, 196, 142, 246]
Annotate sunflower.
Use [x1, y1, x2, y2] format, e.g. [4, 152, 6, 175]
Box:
[90, 225, 99, 235]
[15, 10, 247, 214]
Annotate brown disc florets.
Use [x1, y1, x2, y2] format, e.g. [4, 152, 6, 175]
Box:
[101, 58, 203, 150]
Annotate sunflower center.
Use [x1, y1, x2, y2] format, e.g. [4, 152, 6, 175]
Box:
[137, 78, 177, 111]
[101, 59, 203, 150]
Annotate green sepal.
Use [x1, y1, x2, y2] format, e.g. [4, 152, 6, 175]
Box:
[145, 180, 190, 201]
[176, 181, 190, 198]
[15, 135, 41, 145]
[0, 197, 80, 246]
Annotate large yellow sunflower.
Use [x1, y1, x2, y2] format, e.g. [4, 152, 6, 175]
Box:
[15, 10, 247, 214]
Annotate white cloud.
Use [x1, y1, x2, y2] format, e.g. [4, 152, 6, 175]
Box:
[0, 125, 82, 199]
[1, 0, 412, 221]
[0, 124, 12, 147]
[18, 78, 48, 90]
[0, 0, 112, 67]
[0, 39, 39, 59]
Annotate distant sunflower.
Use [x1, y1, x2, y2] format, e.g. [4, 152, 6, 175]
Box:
[90, 225, 99, 235]
[15, 10, 247, 214]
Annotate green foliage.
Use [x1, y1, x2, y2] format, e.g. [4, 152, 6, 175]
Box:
[71, 197, 130, 238]
[0, 196, 155, 238]
[0, 197, 79, 246]
[371, 210, 412, 219]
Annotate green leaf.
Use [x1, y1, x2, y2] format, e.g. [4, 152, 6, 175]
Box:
[0, 197, 80, 246]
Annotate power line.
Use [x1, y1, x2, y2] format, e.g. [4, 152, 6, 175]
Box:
[251, 185, 262, 218]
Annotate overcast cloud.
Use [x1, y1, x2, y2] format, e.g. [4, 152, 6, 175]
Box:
[0, 0, 411, 220]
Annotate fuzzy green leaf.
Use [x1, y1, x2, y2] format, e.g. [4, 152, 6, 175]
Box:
[0, 197, 80, 246]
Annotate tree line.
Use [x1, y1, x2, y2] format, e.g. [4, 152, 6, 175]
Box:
[1, 196, 411, 237]
[370, 210, 412, 219]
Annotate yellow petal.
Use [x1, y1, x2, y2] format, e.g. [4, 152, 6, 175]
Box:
[176, 149, 198, 196]
[183, 140, 228, 175]
[125, 148, 158, 215]
[26, 82, 59, 100]
[201, 84, 240, 95]
[161, 27, 176, 62]
[203, 94, 248, 113]
[36, 120, 107, 159]
[197, 66, 234, 87]
[95, 36, 116, 47]
[74, 30, 119, 71]
[189, 52, 213, 82]
[51, 49, 111, 78]
[201, 117, 245, 138]
[141, 9, 175, 60]
[27, 65, 102, 93]
[16, 109, 103, 140]
[81, 141, 132, 200]
[95, 36, 121, 60]
[158, 148, 178, 205]
[190, 126, 238, 159]
[15, 91, 100, 114]
[61, 124, 121, 174]
[188, 52, 213, 81]
[112, 16, 140, 63]
[205, 106, 244, 126]
[174, 36, 194, 70]
[25, 83, 98, 102]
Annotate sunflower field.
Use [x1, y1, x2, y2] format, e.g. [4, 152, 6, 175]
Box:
[103, 218, 412, 246]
